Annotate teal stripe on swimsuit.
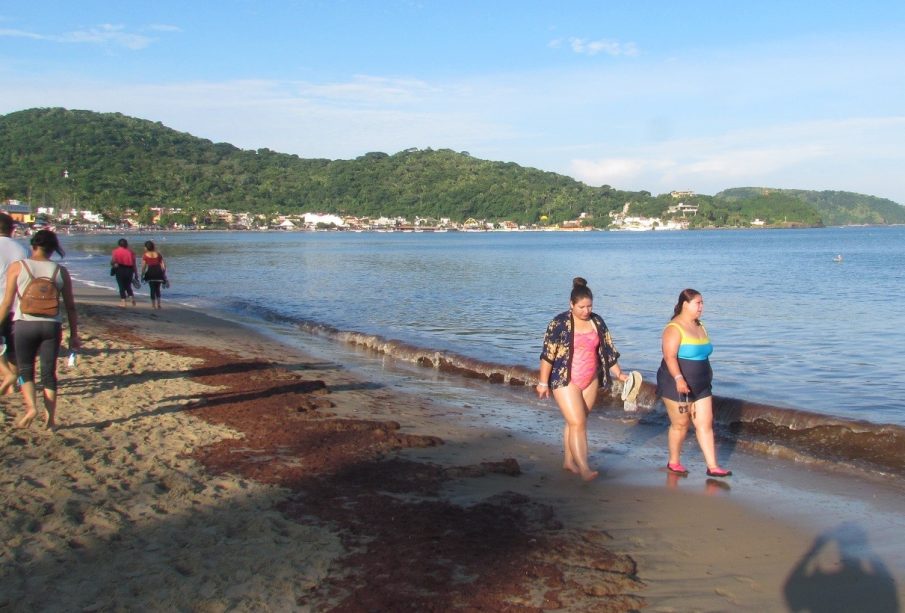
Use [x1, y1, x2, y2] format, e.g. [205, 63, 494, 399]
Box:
[668, 322, 713, 361]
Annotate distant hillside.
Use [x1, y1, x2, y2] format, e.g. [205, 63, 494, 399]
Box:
[0, 107, 643, 226]
[715, 187, 905, 225]
[1, 107, 902, 227]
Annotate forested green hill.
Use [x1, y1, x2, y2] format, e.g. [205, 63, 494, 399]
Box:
[0, 108, 639, 225]
[715, 187, 905, 225]
[1, 108, 902, 227]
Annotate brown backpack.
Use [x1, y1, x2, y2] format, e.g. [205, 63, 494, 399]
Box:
[17, 261, 61, 317]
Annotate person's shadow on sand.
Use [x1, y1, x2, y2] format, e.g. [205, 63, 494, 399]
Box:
[784, 521, 899, 613]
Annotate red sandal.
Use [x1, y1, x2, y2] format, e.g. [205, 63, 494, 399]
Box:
[667, 462, 689, 476]
[706, 467, 732, 477]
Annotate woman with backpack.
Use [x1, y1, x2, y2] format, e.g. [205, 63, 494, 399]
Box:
[0, 229, 80, 430]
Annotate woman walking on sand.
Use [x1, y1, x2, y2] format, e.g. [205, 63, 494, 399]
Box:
[656, 288, 731, 477]
[536, 277, 632, 481]
[0, 229, 80, 430]
[141, 241, 167, 309]
[110, 238, 138, 307]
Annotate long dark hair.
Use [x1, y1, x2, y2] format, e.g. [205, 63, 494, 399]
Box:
[570, 277, 593, 304]
[673, 288, 701, 322]
[30, 229, 66, 258]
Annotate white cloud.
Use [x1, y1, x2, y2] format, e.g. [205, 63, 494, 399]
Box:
[0, 23, 155, 50]
[2, 44, 903, 203]
[567, 117, 905, 200]
[62, 24, 153, 50]
[568, 37, 638, 57]
[301, 75, 440, 106]
[147, 24, 182, 33]
[0, 76, 513, 159]
[570, 158, 656, 185]
[0, 28, 45, 41]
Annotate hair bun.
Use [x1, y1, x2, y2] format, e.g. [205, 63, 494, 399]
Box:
[572, 277, 588, 288]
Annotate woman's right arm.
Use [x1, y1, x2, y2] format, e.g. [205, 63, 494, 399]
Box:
[662, 324, 690, 394]
[536, 359, 553, 399]
[537, 319, 558, 398]
[60, 267, 80, 349]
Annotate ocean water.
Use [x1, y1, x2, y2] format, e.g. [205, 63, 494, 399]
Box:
[56, 226, 905, 474]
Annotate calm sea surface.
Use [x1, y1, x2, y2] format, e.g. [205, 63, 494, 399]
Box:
[58, 226, 905, 428]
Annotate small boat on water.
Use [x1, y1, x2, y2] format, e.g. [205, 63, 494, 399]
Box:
[833, 254, 844, 263]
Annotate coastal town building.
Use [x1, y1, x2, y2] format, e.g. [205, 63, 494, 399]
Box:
[2, 200, 33, 224]
[5, 195, 714, 233]
[667, 202, 699, 216]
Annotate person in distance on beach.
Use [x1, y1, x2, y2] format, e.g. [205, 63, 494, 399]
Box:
[656, 288, 731, 477]
[110, 238, 138, 307]
[536, 277, 632, 481]
[141, 241, 168, 310]
[0, 229, 80, 430]
[0, 212, 27, 396]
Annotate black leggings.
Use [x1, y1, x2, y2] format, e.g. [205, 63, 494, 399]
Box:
[14, 320, 62, 391]
[148, 280, 163, 302]
[115, 266, 135, 299]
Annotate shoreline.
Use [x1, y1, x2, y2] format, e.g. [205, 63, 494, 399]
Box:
[37, 222, 900, 238]
[1, 285, 903, 610]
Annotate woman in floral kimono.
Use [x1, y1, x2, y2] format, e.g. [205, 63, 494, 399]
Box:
[536, 277, 631, 481]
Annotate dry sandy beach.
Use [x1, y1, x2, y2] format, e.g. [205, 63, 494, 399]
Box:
[1, 286, 903, 611]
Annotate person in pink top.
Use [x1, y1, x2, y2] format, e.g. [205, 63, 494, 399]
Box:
[110, 238, 138, 307]
[536, 277, 632, 481]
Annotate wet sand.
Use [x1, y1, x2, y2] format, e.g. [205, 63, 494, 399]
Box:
[1, 286, 903, 611]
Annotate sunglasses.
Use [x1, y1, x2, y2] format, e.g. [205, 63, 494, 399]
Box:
[677, 394, 696, 419]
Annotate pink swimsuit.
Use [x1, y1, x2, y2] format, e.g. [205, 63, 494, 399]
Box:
[571, 329, 600, 389]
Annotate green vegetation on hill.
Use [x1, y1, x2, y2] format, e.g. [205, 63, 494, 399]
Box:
[1, 108, 902, 228]
[715, 187, 905, 225]
[0, 108, 639, 226]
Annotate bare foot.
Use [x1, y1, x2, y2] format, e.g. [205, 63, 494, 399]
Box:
[42, 410, 56, 431]
[16, 411, 36, 428]
[562, 461, 580, 474]
[579, 469, 600, 482]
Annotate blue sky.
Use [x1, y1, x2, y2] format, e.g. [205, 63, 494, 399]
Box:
[2, 1, 904, 203]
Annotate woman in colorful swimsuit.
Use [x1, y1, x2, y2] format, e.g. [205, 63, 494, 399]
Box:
[537, 277, 631, 481]
[656, 288, 731, 477]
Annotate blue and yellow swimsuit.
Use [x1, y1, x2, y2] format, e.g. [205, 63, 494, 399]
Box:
[656, 321, 714, 402]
